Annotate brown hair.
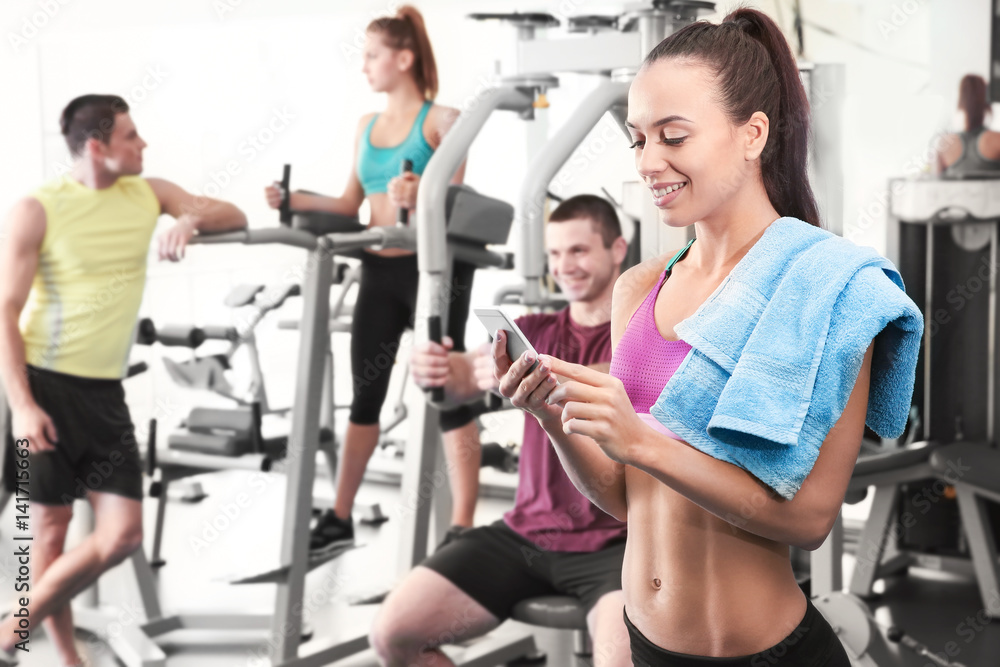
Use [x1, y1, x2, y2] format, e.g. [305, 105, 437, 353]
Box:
[368, 5, 438, 100]
[549, 194, 623, 248]
[644, 8, 819, 227]
[59, 94, 130, 158]
[958, 74, 990, 132]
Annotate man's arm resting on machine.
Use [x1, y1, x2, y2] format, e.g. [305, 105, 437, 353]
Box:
[147, 177, 247, 232]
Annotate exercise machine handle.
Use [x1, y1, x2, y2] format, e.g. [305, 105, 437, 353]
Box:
[147, 418, 157, 477]
[427, 315, 445, 403]
[396, 159, 413, 228]
[278, 164, 292, 226]
[136, 318, 157, 346]
[156, 325, 207, 348]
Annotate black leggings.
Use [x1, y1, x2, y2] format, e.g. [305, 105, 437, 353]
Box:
[624, 600, 851, 667]
[349, 253, 477, 431]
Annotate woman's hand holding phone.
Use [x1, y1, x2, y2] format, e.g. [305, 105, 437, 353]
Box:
[492, 330, 561, 421]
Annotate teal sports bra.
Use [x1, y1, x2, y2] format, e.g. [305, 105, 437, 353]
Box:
[357, 101, 435, 196]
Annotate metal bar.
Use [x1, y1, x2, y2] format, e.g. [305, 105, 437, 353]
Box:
[273, 241, 334, 662]
[848, 485, 901, 598]
[325, 227, 416, 253]
[153, 478, 170, 563]
[924, 223, 934, 439]
[450, 242, 510, 268]
[956, 487, 1000, 613]
[277, 635, 370, 667]
[811, 510, 843, 596]
[132, 541, 164, 620]
[398, 84, 533, 576]
[990, 223, 997, 444]
[190, 228, 318, 250]
[416, 85, 533, 279]
[73, 607, 167, 667]
[515, 79, 630, 305]
[156, 450, 270, 473]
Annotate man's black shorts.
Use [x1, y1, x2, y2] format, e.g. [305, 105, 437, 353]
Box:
[421, 519, 626, 621]
[3, 366, 142, 505]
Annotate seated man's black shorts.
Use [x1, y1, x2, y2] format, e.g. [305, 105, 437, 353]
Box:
[3, 366, 143, 506]
[421, 519, 626, 621]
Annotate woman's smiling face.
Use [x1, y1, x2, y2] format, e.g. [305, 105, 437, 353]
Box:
[626, 58, 766, 227]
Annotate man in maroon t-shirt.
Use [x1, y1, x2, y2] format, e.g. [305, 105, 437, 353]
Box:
[370, 195, 631, 666]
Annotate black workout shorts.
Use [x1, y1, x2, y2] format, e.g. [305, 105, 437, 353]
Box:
[3, 366, 143, 506]
[625, 599, 851, 667]
[421, 519, 625, 621]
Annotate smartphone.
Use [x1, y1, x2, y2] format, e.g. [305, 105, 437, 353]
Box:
[474, 308, 540, 373]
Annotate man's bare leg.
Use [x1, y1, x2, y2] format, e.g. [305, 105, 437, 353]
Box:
[27, 503, 81, 665]
[370, 566, 499, 666]
[0, 492, 142, 654]
[441, 421, 481, 528]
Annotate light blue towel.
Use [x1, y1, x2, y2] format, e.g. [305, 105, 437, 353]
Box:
[649, 217, 923, 500]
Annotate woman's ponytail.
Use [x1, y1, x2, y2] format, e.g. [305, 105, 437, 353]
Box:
[368, 5, 439, 100]
[644, 8, 820, 226]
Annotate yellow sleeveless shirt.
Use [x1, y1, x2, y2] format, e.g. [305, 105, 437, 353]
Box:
[21, 175, 160, 379]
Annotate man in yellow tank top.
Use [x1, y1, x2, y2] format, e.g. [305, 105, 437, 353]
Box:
[0, 94, 247, 667]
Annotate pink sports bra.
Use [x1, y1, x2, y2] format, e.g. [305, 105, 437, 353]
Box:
[610, 240, 694, 434]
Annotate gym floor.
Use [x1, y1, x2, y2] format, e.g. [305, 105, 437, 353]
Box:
[3, 466, 999, 666]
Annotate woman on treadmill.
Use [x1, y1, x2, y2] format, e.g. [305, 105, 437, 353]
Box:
[265, 5, 479, 556]
[936, 74, 1000, 178]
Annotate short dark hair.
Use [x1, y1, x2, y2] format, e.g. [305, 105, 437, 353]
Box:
[548, 194, 622, 248]
[60, 94, 130, 157]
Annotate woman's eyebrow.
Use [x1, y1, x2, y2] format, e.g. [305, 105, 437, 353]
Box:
[625, 115, 693, 129]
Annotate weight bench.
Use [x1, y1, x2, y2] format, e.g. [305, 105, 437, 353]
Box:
[929, 442, 1000, 614]
[843, 440, 939, 598]
[835, 439, 1000, 614]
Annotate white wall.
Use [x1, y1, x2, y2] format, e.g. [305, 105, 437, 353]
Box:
[0, 0, 990, 431]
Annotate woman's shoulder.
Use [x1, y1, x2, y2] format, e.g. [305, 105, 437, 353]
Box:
[425, 104, 460, 142]
[979, 130, 1000, 159]
[428, 103, 460, 121]
[354, 112, 377, 136]
[613, 254, 668, 320]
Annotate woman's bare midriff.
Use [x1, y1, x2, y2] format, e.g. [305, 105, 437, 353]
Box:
[623, 466, 807, 657]
[364, 193, 415, 258]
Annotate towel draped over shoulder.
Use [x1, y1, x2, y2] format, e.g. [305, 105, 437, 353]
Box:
[649, 217, 923, 500]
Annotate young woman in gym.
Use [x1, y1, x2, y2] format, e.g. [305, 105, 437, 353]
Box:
[265, 5, 480, 554]
[935, 73, 1000, 177]
[494, 8, 920, 666]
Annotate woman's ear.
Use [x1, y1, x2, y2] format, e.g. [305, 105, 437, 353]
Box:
[744, 111, 770, 161]
[396, 48, 415, 73]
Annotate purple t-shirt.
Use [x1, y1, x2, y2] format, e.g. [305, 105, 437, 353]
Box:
[502, 308, 627, 552]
